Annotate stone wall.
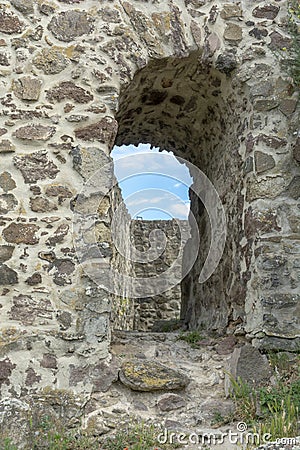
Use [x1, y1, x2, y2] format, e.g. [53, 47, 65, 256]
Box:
[112, 219, 190, 332]
[0, 0, 298, 401]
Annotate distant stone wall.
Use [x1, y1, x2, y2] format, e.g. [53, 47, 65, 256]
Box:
[0, 0, 298, 403]
[112, 219, 190, 332]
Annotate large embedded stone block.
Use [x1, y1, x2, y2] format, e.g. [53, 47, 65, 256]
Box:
[254, 151, 275, 174]
[13, 77, 42, 101]
[0, 140, 15, 153]
[13, 125, 56, 141]
[221, 4, 242, 19]
[119, 360, 190, 391]
[224, 23, 242, 42]
[46, 82, 93, 103]
[225, 345, 271, 395]
[33, 48, 69, 74]
[14, 151, 59, 184]
[75, 117, 118, 145]
[252, 4, 280, 20]
[29, 196, 58, 213]
[9, 295, 53, 325]
[3, 223, 40, 245]
[0, 10, 24, 34]
[48, 11, 94, 42]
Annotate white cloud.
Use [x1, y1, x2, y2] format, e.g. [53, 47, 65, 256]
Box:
[113, 153, 193, 186]
[111, 144, 192, 219]
[123, 189, 190, 219]
[168, 202, 190, 218]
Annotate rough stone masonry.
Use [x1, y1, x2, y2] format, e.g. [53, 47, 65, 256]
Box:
[0, 0, 299, 403]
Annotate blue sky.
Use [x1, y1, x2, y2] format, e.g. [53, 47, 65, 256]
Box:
[111, 144, 192, 220]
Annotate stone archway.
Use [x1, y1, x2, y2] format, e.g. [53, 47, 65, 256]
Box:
[112, 51, 248, 335]
[0, 0, 298, 402]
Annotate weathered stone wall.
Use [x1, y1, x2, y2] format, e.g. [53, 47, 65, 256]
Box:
[112, 219, 190, 332]
[0, 0, 298, 401]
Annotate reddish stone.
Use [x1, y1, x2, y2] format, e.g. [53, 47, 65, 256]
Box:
[47, 81, 93, 103]
[216, 336, 237, 355]
[0, 358, 16, 388]
[75, 117, 118, 145]
[54, 259, 75, 275]
[0, 11, 24, 34]
[245, 133, 255, 153]
[252, 4, 279, 20]
[14, 150, 59, 184]
[48, 11, 94, 42]
[45, 185, 73, 203]
[40, 354, 57, 369]
[10, 295, 53, 325]
[13, 124, 56, 141]
[245, 206, 281, 238]
[25, 368, 41, 386]
[3, 223, 39, 245]
[269, 31, 291, 50]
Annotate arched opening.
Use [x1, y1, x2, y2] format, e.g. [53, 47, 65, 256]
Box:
[110, 143, 193, 331]
[110, 50, 250, 336]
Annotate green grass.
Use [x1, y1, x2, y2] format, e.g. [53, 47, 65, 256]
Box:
[177, 330, 204, 347]
[228, 354, 300, 446]
[0, 437, 18, 450]
[0, 417, 179, 450]
[0, 415, 100, 450]
[102, 420, 178, 450]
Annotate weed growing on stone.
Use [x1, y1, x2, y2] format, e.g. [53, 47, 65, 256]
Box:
[267, 350, 290, 373]
[0, 415, 101, 450]
[211, 411, 233, 427]
[229, 354, 300, 445]
[229, 376, 258, 423]
[0, 437, 18, 450]
[102, 420, 178, 450]
[177, 330, 203, 347]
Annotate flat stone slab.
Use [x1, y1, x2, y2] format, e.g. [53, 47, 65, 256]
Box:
[119, 360, 190, 392]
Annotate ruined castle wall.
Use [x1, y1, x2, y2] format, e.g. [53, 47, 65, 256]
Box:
[0, 0, 298, 400]
[126, 219, 190, 332]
